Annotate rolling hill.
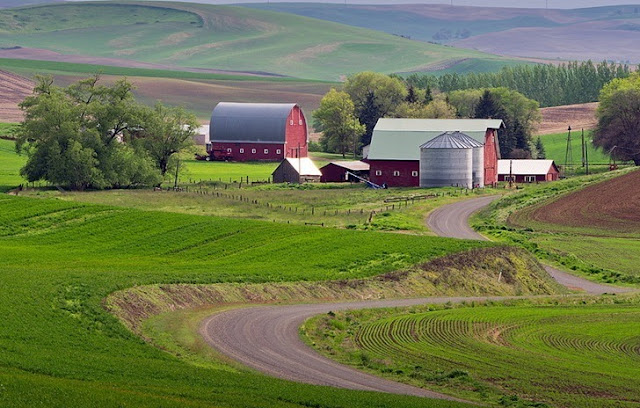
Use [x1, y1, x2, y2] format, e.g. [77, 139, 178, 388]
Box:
[243, 3, 640, 64]
[0, 1, 523, 81]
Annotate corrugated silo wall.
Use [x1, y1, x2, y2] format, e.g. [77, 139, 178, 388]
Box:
[472, 146, 484, 188]
[420, 147, 473, 188]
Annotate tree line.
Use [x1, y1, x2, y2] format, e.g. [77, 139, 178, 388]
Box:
[16, 75, 198, 190]
[404, 61, 632, 108]
[313, 72, 541, 160]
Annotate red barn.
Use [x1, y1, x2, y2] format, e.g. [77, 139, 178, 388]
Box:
[366, 119, 503, 187]
[498, 160, 560, 183]
[207, 103, 308, 161]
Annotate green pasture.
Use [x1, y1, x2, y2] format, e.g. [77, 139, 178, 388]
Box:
[474, 168, 640, 285]
[0, 194, 482, 408]
[0, 2, 514, 80]
[0, 57, 307, 82]
[304, 298, 640, 407]
[539, 130, 616, 175]
[179, 152, 354, 183]
[0, 137, 25, 192]
[243, 3, 560, 45]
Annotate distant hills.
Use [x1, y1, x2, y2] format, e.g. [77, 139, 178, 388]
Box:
[243, 3, 640, 63]
[0, 1, 524, 81]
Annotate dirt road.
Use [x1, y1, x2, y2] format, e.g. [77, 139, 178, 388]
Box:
[201, 196, 631, 400]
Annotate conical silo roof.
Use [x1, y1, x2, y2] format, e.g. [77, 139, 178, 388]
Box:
[420, 131, 483, 149]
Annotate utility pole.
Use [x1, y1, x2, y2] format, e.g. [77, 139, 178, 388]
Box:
[581, 128, 586, 168]
[585, 132, 590, 175]
[509, 159, 513, 189]
[564, 125, 573, 177]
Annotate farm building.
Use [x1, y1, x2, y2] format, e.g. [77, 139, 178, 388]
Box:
[193, 125, 209, 146]
[272, 157, 321, 184]
[420, 132, 484, 188]
[208, 102, 308, 161]
[366, 119, 503, 187]
[498, 159, 560, 183]
[320, 161, 370, 182]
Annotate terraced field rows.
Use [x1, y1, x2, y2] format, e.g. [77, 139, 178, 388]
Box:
[352, 305, 640, 407]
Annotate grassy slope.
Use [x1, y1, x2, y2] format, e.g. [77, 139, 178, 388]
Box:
[303, 297, 640, 408]
[243, 3, 559, 45]
[0, 194, 483, 408]
[473, 168, 640, 284]
[0, 2, 514, 80]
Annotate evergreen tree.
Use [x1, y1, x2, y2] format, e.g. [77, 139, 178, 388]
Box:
[536, 137, 546, 159]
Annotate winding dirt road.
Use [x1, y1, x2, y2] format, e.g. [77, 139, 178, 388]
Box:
[201, 196, 631, 400]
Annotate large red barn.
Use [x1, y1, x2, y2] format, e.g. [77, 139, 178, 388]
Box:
[366, 119, 503, 187]
[207, 103, 308, 161]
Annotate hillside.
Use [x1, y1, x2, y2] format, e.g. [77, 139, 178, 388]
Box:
[245, 3, 640, 64]
[522, 169, 640, 233]
[0, 2, 518, 81]
[0, 69, 30, 122]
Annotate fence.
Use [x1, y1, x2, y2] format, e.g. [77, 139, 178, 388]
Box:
[157, 183, 481, 227]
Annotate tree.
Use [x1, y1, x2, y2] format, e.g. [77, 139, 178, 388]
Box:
[313, 89, 365, 158]
[343, 72, 407, 146]
[134, 103, 198, 176]
[594, 73, 640, 165]
[536, 137, 546, 159]
[448, 89, 483, 118]
[474, 88, 540, 158]
[15, 75, 193, 189]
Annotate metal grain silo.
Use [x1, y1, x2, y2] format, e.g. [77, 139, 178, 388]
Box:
[453, 132, 485, 188]
[420, 132, 474, 188]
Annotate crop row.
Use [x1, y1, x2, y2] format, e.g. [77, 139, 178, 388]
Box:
[350, 305, 640, 407]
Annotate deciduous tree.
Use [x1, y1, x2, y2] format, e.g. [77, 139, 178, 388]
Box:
[594, 73, 640, 165]
[343, 72, 407, 146]
[313, 89, 365, 158]
[15, 75, 195, 189]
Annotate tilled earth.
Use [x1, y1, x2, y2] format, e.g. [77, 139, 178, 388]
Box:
[0, 70, 32, 122]
[537, 102, 598, 135]
[527, 169, 640, 233]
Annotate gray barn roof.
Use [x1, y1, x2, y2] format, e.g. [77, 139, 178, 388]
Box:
[420, 131, 483, 149]
[210, 102, 299, 143]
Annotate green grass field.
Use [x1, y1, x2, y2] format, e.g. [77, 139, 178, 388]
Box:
[0, 2, 519, 80]
[539, 130, 615, 175]
[0, 137, 25, 192]
[0, 194, 483, 408]
[304, 297, 640, 407]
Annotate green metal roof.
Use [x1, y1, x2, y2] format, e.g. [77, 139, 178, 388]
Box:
[368, 118, 503, 161]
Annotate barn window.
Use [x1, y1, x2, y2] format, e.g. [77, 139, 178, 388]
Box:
[375, 170, 382, 176]
[227, 148, 232, 153]
[290, 120, 294, 125]
[252, 148, 256, 154]
[276, 149, 281, 154]
[299, 120, 303, 125]
[393, 171, 400, 177]
[411, 171, 418, 177]
[504, 176, 515, 181]
[239, 148, 244, 154]
[264, 149, 269, 154]
[524, 176, 535, 183]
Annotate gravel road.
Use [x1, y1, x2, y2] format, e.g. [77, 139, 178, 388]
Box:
[201, 196, 632, 400]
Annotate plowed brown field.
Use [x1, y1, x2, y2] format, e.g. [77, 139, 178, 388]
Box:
[526, 170, 640, 233]
[0, 70, 32, 122]
[537, 102, 598, 135]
